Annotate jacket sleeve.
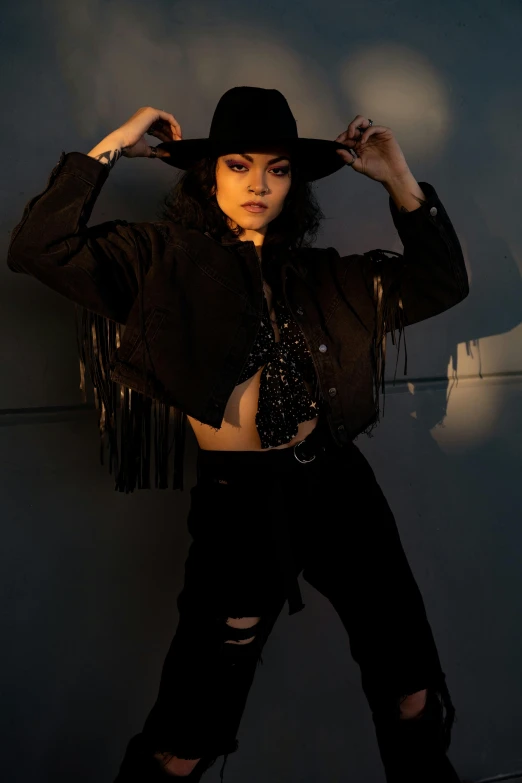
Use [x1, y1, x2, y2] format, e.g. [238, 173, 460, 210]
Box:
[354, 181, 469, 330]
[327, 182, 469, 405]
[7, 151, 167, 324]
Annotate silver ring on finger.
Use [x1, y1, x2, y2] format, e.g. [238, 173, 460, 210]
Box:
[357, 119, 374, 138]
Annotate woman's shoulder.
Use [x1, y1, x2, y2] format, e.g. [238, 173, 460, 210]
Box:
[136, 220, 207, 255]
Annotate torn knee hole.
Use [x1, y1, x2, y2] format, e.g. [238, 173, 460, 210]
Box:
[224, 617, 261, 645]
[399, 688, 428, 719]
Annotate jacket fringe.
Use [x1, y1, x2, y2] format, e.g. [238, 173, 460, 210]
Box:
[75, 305, 186, 493]
[363, 249, 408, 437]
[74, 246, 407, 483]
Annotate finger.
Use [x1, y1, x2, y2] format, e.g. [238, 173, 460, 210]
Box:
[158, 110, 182, 139]
[161, 121, 182, 140]
[148, 127, 171, 142]
[359, 125, 387, 145]
[151, 117, 177, 133]
[335, 116, 373, 145]
[347, 115, 372, 139]
[334, 130, 356, 146]
[336, 148, 357, 166]
[149, 119, 181, 142]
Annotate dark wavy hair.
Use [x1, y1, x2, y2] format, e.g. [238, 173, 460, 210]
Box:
[155, 151, 325, 256]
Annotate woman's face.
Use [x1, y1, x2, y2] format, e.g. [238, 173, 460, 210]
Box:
[213, 147, 292, 244]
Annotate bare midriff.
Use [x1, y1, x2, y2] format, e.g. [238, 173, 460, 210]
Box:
[186, 276, 319, 451]
[187, 368, 319, 451]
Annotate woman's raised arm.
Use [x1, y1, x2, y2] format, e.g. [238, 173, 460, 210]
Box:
[7, 107, 181, 324]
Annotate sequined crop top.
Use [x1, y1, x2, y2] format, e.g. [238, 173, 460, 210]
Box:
[236, 294, 321, 448]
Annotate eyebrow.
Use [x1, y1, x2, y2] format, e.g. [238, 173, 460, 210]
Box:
[237, 153, 290, 165]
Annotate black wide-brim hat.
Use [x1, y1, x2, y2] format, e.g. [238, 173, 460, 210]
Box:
[155, 86, 348, 182]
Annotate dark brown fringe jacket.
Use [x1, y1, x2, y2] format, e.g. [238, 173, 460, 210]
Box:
[7, 151, 469, 493]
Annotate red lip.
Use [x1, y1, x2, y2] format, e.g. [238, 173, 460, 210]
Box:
[241, 201, 268, 208]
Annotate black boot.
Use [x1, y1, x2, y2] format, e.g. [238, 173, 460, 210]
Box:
[113, 733, 238, 783]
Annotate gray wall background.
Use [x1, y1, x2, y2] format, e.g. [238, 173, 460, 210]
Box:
[2, 1, 522, 781]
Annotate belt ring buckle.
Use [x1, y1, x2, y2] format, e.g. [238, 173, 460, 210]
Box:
[293, 439, 316, 464]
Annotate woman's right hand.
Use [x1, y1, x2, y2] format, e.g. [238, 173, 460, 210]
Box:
[116, 106, 182, 159]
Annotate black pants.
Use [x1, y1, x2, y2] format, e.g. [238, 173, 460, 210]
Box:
[137, 419, 459, 782]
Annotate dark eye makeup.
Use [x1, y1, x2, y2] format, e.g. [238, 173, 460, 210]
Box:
[225, 161, 290, 176]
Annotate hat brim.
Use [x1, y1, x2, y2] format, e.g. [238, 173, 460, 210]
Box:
[154, 137, 348, 182]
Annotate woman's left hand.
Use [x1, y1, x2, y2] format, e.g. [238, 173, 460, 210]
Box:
[335, 116, 410, 183]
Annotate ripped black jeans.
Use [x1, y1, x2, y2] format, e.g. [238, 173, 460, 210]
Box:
[132, 419, 459, 783]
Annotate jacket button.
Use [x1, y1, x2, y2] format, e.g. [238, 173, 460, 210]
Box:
[429, 206, 438, 216]
[318, 343, 327, 353]
[328, 387, 337, 396]
[296, 306, 304, 316]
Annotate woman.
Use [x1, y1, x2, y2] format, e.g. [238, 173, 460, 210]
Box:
[7, 86, 468, 782]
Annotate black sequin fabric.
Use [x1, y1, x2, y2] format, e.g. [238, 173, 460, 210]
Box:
[236, 295, 320, 448]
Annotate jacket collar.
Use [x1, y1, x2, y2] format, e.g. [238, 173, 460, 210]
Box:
[204, 229, 243, 246]
[203, 230, 299, 276]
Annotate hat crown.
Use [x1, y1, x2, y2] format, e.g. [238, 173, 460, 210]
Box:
[155, 85, 347, 181]
[209, 86, 298, 142]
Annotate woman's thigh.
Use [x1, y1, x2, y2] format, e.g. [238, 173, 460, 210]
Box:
[298, 445, 443, 708]
[177, 474, 292, 622]
[141, 475, 291, 753]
